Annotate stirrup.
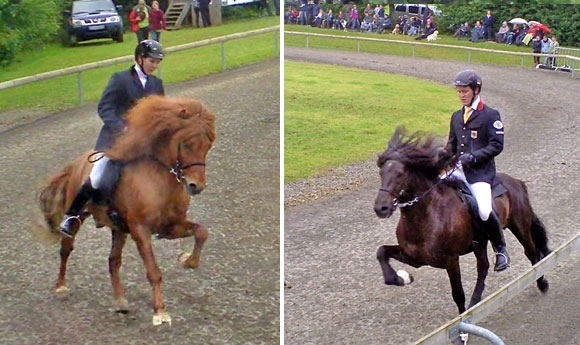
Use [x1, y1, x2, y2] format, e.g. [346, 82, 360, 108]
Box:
[59, 215, 81, 238]
[494, 252, 510, 272]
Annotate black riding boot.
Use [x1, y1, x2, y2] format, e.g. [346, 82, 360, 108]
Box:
[485, 211, 510, 272]
[58, 180, 97, 238]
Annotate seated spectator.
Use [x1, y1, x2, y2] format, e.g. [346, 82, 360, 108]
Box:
[334, 11, 345, 30]
[325, 9, 334, 29]
[407, 16, 421, 36]
[360, 13, 373, 32]
[313, 9, 323, 28]
[453, 22, 470, 39]
[495, 21, 509, 43]
[396, 15, 406, 33]
[415, 21, 436, 40]
[505, 24, 518, 45]
[514, 23, 529, 46]
[376, 14, 391, 34]
[470, 20, 484, 42]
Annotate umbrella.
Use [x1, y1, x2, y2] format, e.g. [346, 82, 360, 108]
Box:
[528, 20, 541, 26]
[528, 23, 551, 36]
[509, 17, 528, 25]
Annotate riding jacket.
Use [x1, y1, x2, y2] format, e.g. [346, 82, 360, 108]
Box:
[444, 99, 504, 185]
[95, 65, 164, 151]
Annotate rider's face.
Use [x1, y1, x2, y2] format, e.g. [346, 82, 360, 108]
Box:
[140, 57, 162, 76]
[455, 86, 474, 106]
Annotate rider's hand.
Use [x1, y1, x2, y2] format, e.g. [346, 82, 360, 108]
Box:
[459, 153, 476, 167]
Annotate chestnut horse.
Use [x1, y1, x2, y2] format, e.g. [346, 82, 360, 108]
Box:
[373, 127, 551, 314]
[38, 95, 216, 325]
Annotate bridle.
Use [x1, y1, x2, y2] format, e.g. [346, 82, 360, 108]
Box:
[166, 143, 205, 183]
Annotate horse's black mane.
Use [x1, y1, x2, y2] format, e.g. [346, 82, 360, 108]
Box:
[377, 126, 451, 180]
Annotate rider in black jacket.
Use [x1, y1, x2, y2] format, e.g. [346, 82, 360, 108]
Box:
[444, 69, 510, 272]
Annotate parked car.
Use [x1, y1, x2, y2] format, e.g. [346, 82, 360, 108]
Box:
[393, 4, 441, 20]
[63, 0, 124, 46]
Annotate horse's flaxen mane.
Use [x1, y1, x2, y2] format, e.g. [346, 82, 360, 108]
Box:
[377, 126, 446, 180]
[106, 95, 216, 162]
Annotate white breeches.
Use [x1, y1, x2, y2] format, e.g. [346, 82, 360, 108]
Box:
[88, 153, 109, 189]
[447, 164, 493, 221]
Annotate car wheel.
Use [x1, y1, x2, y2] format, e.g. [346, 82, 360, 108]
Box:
[69, 34, 78, 47]
[114, 32, 124, 43]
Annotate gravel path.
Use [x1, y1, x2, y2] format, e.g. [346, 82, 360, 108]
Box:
[284, 47, 580, 345]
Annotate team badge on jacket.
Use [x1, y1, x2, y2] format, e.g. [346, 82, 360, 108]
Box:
[471, 130, 478, 139]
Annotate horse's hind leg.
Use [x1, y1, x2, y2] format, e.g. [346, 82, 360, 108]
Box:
[109, 229, 129, 313]
[376, 245, 418, 286]
[55, 237, 75, 296]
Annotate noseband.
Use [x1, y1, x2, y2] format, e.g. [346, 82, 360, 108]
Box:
[161, 143, 205, 184]
[378, 188, 418, 208]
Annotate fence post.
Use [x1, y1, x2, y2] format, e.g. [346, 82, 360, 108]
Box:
[467, 50, 471, 63]
[77, 72, 83, 105]
[357, 41, 360, 53]
[221, 41, 226, 71]
[274, 31, 279, 57]
[306, 35, 309, 49]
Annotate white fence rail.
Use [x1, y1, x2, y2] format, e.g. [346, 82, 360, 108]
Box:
[413, 231, 580, 344]
[285, 31, 580, 77]
[0, 26, 280, 103]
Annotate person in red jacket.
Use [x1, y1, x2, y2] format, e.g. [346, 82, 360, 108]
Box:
[129, 0, 151, 43]
[149, 0, 166, 42]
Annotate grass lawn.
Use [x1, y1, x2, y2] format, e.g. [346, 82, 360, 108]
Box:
[285, 25, 537, 68]
[0, 17, 279, 113]
[284, 60, 456, 183]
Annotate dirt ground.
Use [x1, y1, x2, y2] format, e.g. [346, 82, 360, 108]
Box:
[0, 59, 280, 345]
[284, 48, 580, 345]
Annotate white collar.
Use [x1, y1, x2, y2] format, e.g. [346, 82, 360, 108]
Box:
[468, 95, 481, 111]
[134, 64, 148, 87]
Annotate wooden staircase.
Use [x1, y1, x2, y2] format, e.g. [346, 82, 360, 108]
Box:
[165, 0, 190, 30]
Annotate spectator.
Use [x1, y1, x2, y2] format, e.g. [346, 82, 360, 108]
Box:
[514, 23, 528, 46]
[313, 8, 323, 27]
[360, 13, 373, 32]
[540, 35, 552, 66]
[495, 21, 509, 43]
[376, 13, 391, 34]
[348, 5, 360, 31]
[377, 5, 384, 18]
[505, 23, 518, 45]
[422, 5, 433, 30]
[129, 0, 151, 43]
[453, 22, 470, 39]
[191, 0, 201, 27]
[407, 16, 421, 36]
[334, 11, 345, 30]
[310, 1, 319, 24]
[415, 21, 436, 40]
[532, 34, 541, 67]
[471, 20, 484, 42]
[198, 0, 211, 27]
[258, 0, 273, 17]
[549, 36, 559, 67]
[325, 9, 334, 29]
[148, 1, 166, 42]
[482, 10, 494, 41]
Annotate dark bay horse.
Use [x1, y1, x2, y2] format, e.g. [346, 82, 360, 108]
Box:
[373, 127, 551, 314]
[38, 95, 216, 325]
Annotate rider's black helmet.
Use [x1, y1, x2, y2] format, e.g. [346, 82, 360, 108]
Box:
[135, 40, 164, 60]
[452, 70, 482, 93]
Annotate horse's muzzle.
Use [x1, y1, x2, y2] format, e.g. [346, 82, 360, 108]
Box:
[374, 203, 394, 219]
[186, 183, 204, 196]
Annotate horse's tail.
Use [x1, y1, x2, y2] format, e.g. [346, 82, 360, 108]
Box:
[521, 181, 552, 258]
[37, 162, 77, 240]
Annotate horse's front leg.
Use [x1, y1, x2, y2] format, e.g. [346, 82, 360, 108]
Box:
[376, 245, 419, 286]
[468, 239, 490, 309]
[131, 224, 170, 326]
[446, 259, 466, 314]
[109, 229, 129, 313]
[55, 236, 75, 296]
[158, 220, 208, 270]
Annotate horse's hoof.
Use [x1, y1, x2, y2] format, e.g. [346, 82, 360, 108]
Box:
[537, 279, 549, 293]
[178, 253, 200, 269]
[396, 270, 413, 285]
[152, 312, 172, 326]
[55, 285, 70, 298]
[115, 298, 130, 313]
